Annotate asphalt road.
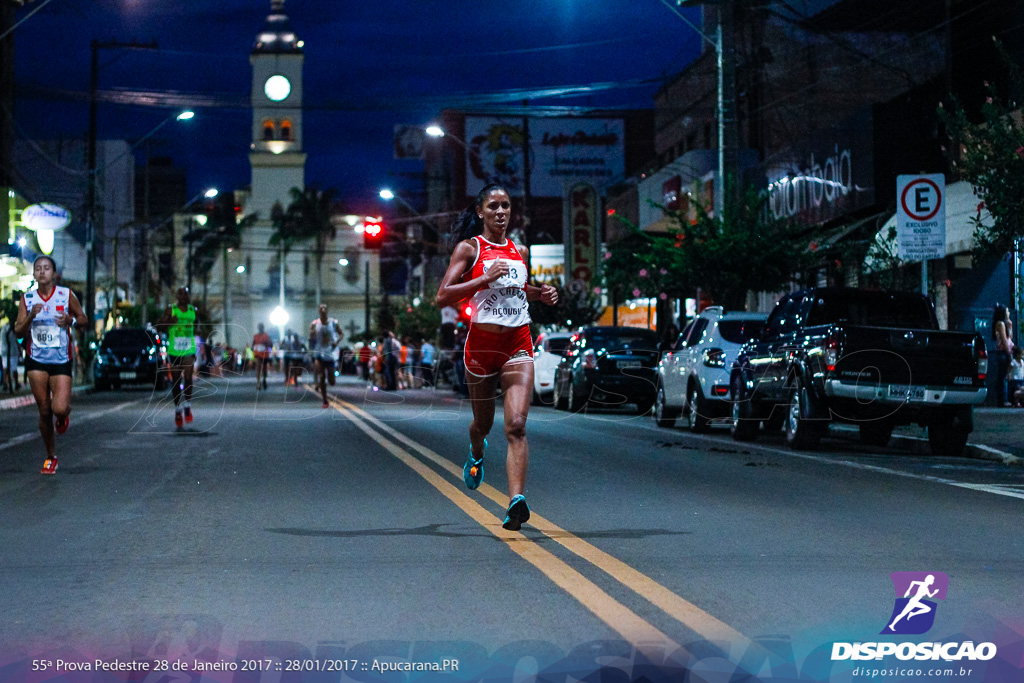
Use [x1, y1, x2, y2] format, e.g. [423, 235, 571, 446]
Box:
[0, 374, 1021, 682]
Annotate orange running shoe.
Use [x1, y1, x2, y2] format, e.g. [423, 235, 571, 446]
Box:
[41, 457, 58, 475]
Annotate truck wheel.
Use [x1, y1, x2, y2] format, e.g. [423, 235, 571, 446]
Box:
[686, 383, 711, 433]
[928, 422, 969, 457]
[568, 382, 586, 413]
[785, 378, 826, 450]
[553, 380, 568, 411]
[654, 384, 678, 428]
[859, 421, 893, 447]
[730, 376, 759, 442]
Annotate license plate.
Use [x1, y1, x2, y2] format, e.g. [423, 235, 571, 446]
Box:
[888, 384, 924, 401]
[617, 360, 641, 369]
[119, 372, 136, 380]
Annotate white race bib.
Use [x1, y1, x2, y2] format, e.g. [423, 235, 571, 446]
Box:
[254, 344, 267, 353]
[32, 324, 61, 348]
[483, 259, 526, 289]
[173, 336, 193, 352]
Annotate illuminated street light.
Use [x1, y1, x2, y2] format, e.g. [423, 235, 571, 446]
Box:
[338, 258, 349, 266]
[236, 265, 246, 274]
[270, 305, 289, 327]
[425, 125, 444, 138]
[379, 188, 395, 200]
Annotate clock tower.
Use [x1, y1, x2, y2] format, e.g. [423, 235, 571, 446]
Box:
[249, 0, 305, 221]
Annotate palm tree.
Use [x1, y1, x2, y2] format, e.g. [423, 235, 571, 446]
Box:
[282, 185, 337, 305]
[267, 199, 303, 301]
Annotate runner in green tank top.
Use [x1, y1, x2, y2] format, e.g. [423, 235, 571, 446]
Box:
[158, 287, 199, 428]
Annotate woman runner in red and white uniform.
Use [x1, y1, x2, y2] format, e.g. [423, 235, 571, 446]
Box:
[436, 184, 558, 530]
[14, 256, 87, 475]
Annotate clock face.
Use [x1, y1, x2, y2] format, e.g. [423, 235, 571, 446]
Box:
[264, 75, 291, 102]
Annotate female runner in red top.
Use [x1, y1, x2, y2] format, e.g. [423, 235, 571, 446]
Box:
[436, 184, 558, 530]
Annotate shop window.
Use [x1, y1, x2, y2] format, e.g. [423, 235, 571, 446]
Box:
[263, 119, 275, 141]
[280, 119, 292, 141]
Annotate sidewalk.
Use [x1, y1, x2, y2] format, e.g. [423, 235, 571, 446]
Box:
[882, 407, 1024, 466]
[0, 383, 91, 410]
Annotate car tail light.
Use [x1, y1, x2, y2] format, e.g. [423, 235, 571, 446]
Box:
[712, 385, 729, 397]
[825, 329, 842, 372]
[702, 348, 725, 368]
[582, 349, 597, 370]
[974, 338, 988, 381]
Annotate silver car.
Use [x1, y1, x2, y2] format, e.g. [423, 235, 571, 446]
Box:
[654, 307, 765, 432]
[532, 331, 573, 405]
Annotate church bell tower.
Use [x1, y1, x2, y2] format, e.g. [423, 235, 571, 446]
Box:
[249, 0, 306, 221]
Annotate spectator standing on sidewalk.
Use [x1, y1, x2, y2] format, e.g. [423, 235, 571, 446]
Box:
[992, 303, 1014, 407]
[2, 319, 22, 393]
[357, 342, 372, 381]
[382, 331, 399, 391]
[1009, 345, 1024, 407]
[420, 337, 435, 387]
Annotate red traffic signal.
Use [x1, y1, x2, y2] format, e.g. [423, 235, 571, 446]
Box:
[363, 219, 384, 250]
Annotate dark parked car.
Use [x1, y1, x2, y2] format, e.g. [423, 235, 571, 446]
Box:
[552, 326, 661, 414]
[93, 327, 171, 391]
[730, 287, 987, 454]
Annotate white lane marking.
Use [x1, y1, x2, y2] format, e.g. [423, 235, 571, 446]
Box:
[0, 400, 139, 453]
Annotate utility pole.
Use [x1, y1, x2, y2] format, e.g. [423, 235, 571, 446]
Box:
[364, 259, 370, 336]
[674, 0, 739, 217]
[85, 38, 157, 335]
[716, 0, 739, 216]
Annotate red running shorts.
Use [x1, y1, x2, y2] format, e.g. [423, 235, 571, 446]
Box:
[464, 325, 534, 378]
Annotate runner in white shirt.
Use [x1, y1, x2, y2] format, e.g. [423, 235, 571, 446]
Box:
[309, 303, 343, 408]
[13, 256, 87, 475]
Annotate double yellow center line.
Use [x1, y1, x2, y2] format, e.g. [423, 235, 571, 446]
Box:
[327, 395, 755, 660]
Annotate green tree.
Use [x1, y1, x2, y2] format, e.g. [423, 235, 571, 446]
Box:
[396, 298, 442, 343]
[938, 43, 1024, 256]
[283, 185, 338, 304]
[601, 189, 814, 310]
[374, 293, 397, 338]
[529, 282, 603, 330]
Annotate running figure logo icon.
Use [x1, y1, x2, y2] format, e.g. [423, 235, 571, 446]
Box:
[881, 571, 949, 635]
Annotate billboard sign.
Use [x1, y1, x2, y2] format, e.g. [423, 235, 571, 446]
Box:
[21, 203, 71, 232]
[464, 117, 625, 197]
[564, 183, 599, 289]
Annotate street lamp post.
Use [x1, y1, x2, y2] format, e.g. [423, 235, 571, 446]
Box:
[85, 38, 158, 335]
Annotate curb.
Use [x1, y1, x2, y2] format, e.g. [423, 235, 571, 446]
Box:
[0, 385, 91, 411]
[832, 425, 1024, 467]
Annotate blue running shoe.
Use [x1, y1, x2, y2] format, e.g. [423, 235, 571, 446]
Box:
[463, 438, 486, 490]
[502, 494, 530, 531]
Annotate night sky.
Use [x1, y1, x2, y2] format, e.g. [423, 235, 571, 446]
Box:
[11, 0, 835, 212]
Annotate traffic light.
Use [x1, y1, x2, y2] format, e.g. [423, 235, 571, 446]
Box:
[363, 219, 384, 250]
